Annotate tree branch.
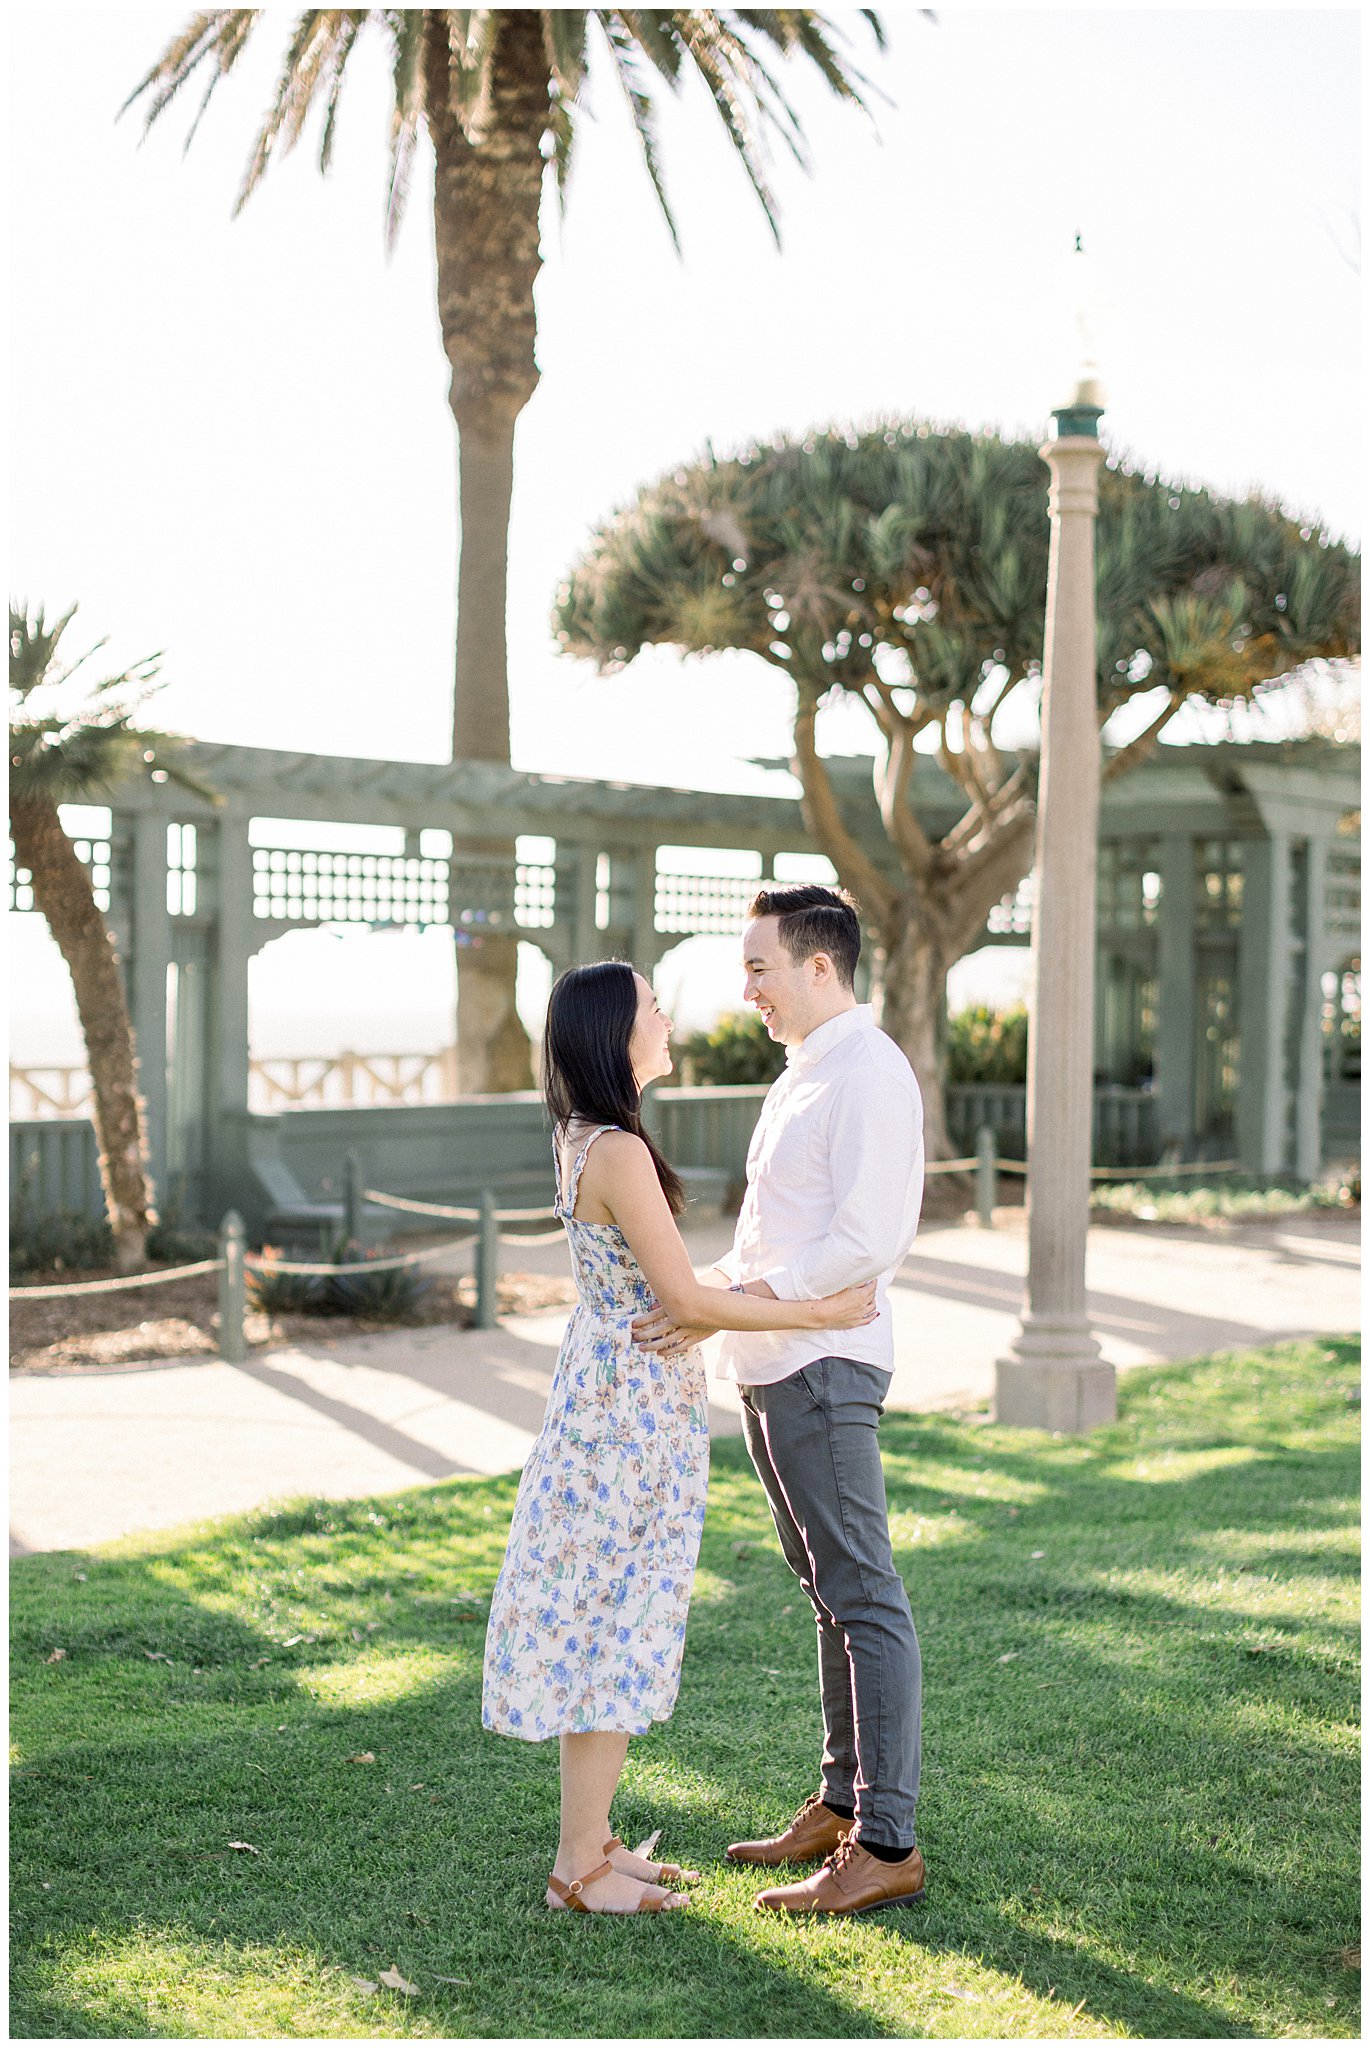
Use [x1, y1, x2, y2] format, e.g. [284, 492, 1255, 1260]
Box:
[875, 722, 935, 879]
[1101, 689, 1185, 783]
[951, 794, 1037, 896]
[790, 690, 898, 922]
[939, 760, 1031, 856]
[947, 811, 1038, 942]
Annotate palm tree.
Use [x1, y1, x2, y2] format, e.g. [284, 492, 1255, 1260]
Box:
[123, 9, 890, 1092]
[9, 604, 206, 1272]
[553, 423, 1361, 1158]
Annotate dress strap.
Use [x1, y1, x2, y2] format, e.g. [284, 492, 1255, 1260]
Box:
[555, 1124, 620, 1220]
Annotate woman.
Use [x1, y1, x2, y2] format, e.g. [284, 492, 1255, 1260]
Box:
[481, 960, 878, 1917]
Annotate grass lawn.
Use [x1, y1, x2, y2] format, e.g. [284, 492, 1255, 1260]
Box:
[10, 1336, 1360, 2040]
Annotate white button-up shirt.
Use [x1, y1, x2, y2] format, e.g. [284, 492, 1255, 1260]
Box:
[714, 1004, 925, 1387]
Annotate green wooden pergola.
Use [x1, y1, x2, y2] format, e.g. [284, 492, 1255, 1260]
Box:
[9, 735, 1359, 1222]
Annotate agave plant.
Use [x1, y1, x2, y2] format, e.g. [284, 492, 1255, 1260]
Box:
[124, 8, 892, 1092]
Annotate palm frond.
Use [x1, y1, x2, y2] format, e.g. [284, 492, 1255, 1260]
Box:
[442, 8, 504, 141]
[540, 7, 590, 95]
[594, 17, 681, 248]
[669, 14, 782, 239]
[236, 12, 359, 209]
[383, 9, 427, 243]
[546, 87, 580, 206]
[317, 12, 367, 171]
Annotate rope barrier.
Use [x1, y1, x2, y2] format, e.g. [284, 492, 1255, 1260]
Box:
[1089, 1158, 1239, 1182]
[12, 1258, 225, 1301]
[246, 1239, 475, 1279]
[362, 1189, 480, 1222]
[362, 1186, 561, 1226]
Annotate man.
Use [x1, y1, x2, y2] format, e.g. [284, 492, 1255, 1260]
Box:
[636, 883, 926, 1915]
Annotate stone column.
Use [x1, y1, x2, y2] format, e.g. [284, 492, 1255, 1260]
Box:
[996, 393, 1117, 1433]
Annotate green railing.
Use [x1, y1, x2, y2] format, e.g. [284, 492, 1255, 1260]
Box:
[11, 1081, 1170, 1234]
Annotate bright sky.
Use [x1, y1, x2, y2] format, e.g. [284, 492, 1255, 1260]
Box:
[8, 5, 1362, 1059]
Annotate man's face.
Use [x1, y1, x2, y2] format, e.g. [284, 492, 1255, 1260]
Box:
[742, 915, 818, 1047]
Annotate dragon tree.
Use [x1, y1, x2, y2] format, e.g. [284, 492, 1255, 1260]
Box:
[553, 423, 1360, 1157]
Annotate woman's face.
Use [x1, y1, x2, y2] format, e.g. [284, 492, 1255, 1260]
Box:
[628, 971, 673, 1087]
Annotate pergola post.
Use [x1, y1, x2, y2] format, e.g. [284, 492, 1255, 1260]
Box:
[210, 814, 255, 1124]
[1154, 832, 1197, 1150]
[995, 380, 1117, 1433]
[130, 812, 172, 1211]
[1235, 833, 1293, 1173]
[1295, 838, 1330, 1181]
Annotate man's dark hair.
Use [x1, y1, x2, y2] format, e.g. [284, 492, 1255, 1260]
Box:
[746, 883, 862, 990]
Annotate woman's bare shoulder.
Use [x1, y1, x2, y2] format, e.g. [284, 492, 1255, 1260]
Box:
[585, 1128, 652, 1169]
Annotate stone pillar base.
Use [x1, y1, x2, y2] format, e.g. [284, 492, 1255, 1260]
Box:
[995, 1319, 1117, 1432]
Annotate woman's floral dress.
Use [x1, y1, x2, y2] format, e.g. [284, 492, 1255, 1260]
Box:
[481, 1126, 710, 1740]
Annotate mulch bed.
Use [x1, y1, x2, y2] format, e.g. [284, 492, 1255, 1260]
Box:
[9, 1260, 578, 1375]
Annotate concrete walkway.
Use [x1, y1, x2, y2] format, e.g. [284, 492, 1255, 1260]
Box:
[10, 1211, 1359, 1557]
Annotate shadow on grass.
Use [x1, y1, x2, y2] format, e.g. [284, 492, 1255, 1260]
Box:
[10, 1340, 1360, 2040]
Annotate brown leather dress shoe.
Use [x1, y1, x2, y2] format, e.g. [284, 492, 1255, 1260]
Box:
[754, 1836, 926, 1915]
[725, 1793, 853, 1867]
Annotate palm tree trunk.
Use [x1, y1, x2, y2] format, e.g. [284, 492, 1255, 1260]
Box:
[11, 798, 155, 1272]
[426, 10, 549, 1091]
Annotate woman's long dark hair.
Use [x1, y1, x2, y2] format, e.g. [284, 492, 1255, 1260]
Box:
[542, 960, 685, 1215]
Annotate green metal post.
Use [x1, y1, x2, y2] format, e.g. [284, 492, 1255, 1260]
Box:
[475, 1188, 499, 1330]
[218, 1209, 246, 1364]
[345, 1150, 363, 1245]
[975, 1126, 997, 1230]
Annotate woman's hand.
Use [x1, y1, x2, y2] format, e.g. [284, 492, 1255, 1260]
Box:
[632, 1302, 715, 1357]
[811, 1278, 880, 1329]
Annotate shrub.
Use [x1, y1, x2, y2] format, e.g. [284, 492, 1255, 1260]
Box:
[323, 1240, 432, 1321]
[678, 1009, 785, 1086]
[1090, 1173, 1357, 1225]
[9, 1204, 115, 1276]
[946, 1003, 1029, 1086]
[246, 1246, 321, 1316]
[247, 1238, 431, 1321]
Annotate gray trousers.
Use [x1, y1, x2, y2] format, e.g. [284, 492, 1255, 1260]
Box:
[740, 1356, 921, 1849]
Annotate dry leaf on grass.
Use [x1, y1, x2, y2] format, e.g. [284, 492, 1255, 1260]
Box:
[433, 1976, 469, 1986]
[351, 1978, 379, 1995]
[143, 1650, 171, 1663]
[633, 1829, 662, 1859]
[346, 1751, 377, 1764]
[227, 1841, 260, 1854]
[378, 1966, 418, 1996]
[996, 1651, 1019, 1664]
[45, 1648, 66, 1663]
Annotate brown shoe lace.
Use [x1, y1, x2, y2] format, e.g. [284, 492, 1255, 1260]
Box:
[791, 1794, 825, 1827]
[824, 1836, 863, 1875]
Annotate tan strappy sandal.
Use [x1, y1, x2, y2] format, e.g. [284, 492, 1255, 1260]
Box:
[604, 1835, 700, 1886]
[547, 1858, 681, 1914]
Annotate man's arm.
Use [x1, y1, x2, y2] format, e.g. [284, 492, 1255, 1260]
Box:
[762, 1076, 923, 1302]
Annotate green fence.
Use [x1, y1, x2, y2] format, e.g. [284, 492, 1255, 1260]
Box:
[8, 1081, 1168, 1237]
